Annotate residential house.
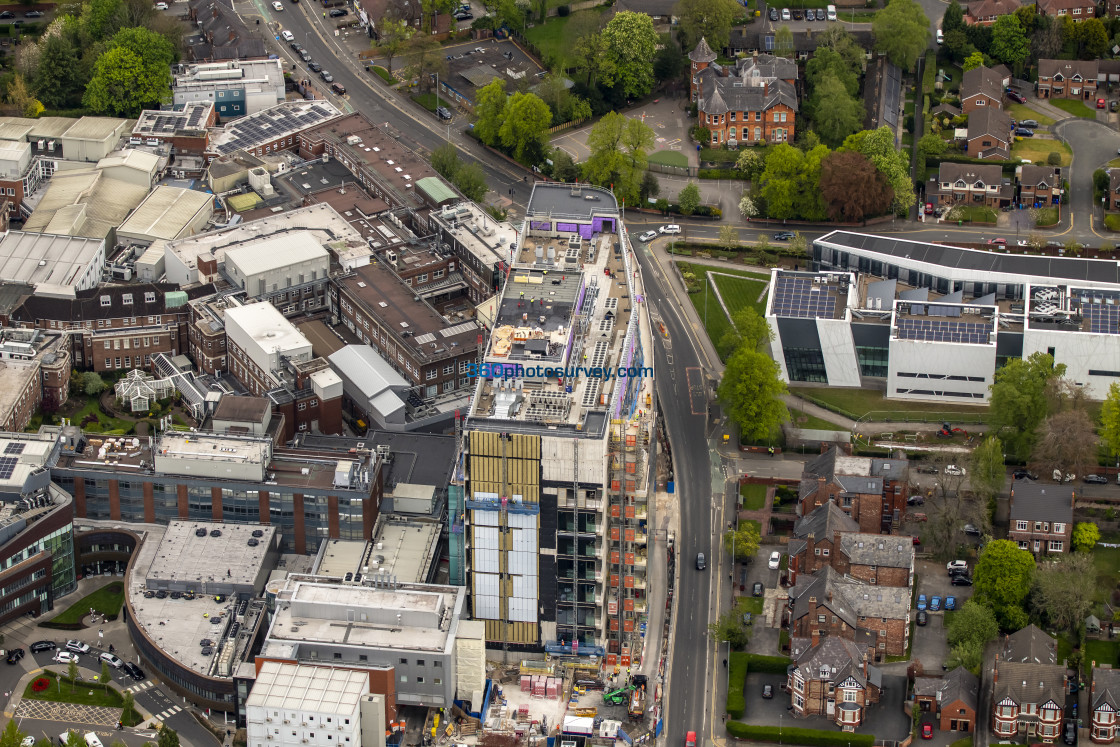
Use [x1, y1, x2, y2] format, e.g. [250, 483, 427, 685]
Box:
[788, 503, 914, 586]
[991, 625, 1066, 743]
[797, 446, 910, 534]
[690, 40, 799, 146]
[1091, 665, 1120, 743]
[1019, 165, 1062, 206]
[966, 107, 1014, 159]
[1109, 169, 1120, 211]
[614, 0, 677, 25]
[1037, 0, 1097, 19]
[786, 566, 911, 657]
[913, 667, 980, 733]
[1008, 480, 1073, 555]
[930, 163, 1011, 208]
[1038, 60, 1099, 100]
[960, 66, 1006, 113]
[932, 102, 962, 119]
[187, 0, 268, 62]
[964, 0, 1023, 24]
[787, 635, 882, 730]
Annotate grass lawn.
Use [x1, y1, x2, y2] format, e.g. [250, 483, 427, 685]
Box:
[1106, 214, 1120, 232]
[790, 386, 989, 422]
[68, 398, 131, 435]
[1049, 98, 1097, 118]
[648, 150, 688, 168]
[739, 596, 764, 614]
[788, 408, 846, 431]
[1092, 545, 1120, 606]
[949, 737, 974, 747]
[44, 582, 125, 626]
[1034, 206, 1059, 226]
[740, 483, 768, 511]
[678, 263, 770, 360]
[369, 65, 395, 84]
[1007, 102, 1056, 126]
[1086, 639, 1120, 670]
[743, 519, 761, 535]
[947, 204, 998, 223]
[23, 670, 124, 710]
[1011, 137, 1072, 166]
[412, 92, 439, 112]
[526, 10, 604, 66]
[711, 272, 769, 317]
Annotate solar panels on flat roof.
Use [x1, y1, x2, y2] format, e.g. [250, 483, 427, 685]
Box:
[1084, 304, 1120, 334]
[4, 442, 25, 455]
[0, 456, 18, 479]
[896, 318, 990, 344]
[772, 275, 838, 319]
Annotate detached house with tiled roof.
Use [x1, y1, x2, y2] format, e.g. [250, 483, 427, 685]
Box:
[1038, 59, 1099, 100]
[786, 566, 911, 656]
[961, 66, 1006, 112]
[787, 635, 882, 730]
[966, 107, 1014, 159]
[788, 503, 914, 586]
[964, 0, 1022, 24]
[914, 666, 980, 733]
[797, 446, 910, 534]
[1019, 165, 1063, 206]
[1091, 666, 1120, 743]
[1008, 479, 1073, 555]
[689, 39, 799, 147]
[990, 625, 1067, 743]
[1037, 0, 1097, 19]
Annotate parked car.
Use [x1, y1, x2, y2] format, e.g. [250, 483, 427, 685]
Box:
[767, 551, 781, 570]
[320, 71, 334, 83]
[951, 573, 973, 586]
[696, 552, 706, 570]
[436, 106, 452, 120]
[329, 7, 348, 15]
[638, 230, 658, 242]
[773, 231, 795, 240]
[921, 723, 933, 740]
[963, 523, 981, 536]
[805, 9, 815, 20]
[1098, 98, 1107, 109]
[100, 652, 124, 668]
[924, 202, 934, 215]
[53, 651, 78, 664]
[945, 596, 956, 611]
[916, 609, 928, 626]
[1007, 89, 1026, 104]
[917, 463, 939, 474]
[1054, 470, 1076, 483]
[0, 12, 13, 18]
[1019, 119, 1039, 128]
[281, 29, 294, 41]
[30, 640, 56, 653]
[1015, 127, 1035, 137]
[826, 3, 836, 19]
[762, 684, 774, 699]
[65, 640, 90, 654]
[290, 41, 302, 51]
[781, 7, 790, 19]
[272, 1, 283, 9]
[1112, 101, 1119, 113]
[935, 28, 943, 44]
[660, 224, 681, 235]
[944, 464, 966, 476]
[299, 49, 312, 62]
[122, 662, 146, 681]
[1013, 469, 1038, 480]
[1084, 474, 1108, 484]
[917, 594, 927, 610]
[907, 496, 924, 506]
[769, 6, 778, 19]
[752, 581, 764, 597]
[792, 8, 803, 18]
[154, 2, 168, 9]
[947, 560, 968, 574]
[930, 595, 942, 611]
[988, 237, 1007, 245]
[308, 62, 322, 72]
[24, 10, 43, 16]
[6, 647, 24, 664]
[330, 83, 347, 95]
[1064, 719, 1077, 745]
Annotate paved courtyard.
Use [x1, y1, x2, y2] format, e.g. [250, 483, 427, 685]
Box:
[15, 699, 123, 727]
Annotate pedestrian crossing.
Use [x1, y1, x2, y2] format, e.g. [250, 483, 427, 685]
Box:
[125, 681, 155, 694]
[154, 705, 182, 720]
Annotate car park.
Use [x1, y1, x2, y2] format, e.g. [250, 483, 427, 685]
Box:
[331, 83, 347, 95]
[781, 7, 790, 19]
[947, 560, 968, 573]
[1084, 474, 1108, 484]
[917, 594, 927, 610]
[320, 71, 334, 82]
[1015, 127, 1034, 137]
[66, 640, 90, 654]
[916, 609, 928, 626]
[768, 551, 781, 570]
[762, 684, 774, 698]
[1007, 89, 1026, 104]
[769, 6, 778, 19]
[951, 573, 973, 586]
[54, 651, 78, 663]
[752, 581, 764, 596]
[638, 230, 657, 242]
[773, 231, 795, 240]
[30, 640, 56, 652]
[930, 595, 942, 611]
[122, 662, 146, 681]
[660, 224, 681, 234]
[945, 596, 956, 611]
[281, 29, 294, 41]
[6, 647, 24, 664]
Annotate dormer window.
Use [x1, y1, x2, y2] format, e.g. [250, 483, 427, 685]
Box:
[145, 291, 156, 303]
[100, 296, 111, 307]
[122, 294, 133, 306]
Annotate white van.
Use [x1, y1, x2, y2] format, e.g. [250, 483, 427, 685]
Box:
[826, 4, 836, 19]
[83, 734, 103, 747]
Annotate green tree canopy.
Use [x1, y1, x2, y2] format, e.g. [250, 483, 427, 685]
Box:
[498, 92, 552, 165]
[718, 347, 788, 442]
[83, 44, 170, 116]
[969, 435, 1005, 506]
[871, 0, 930, 69]
[946, 599, 999, 649]
[719, 307, 775, 356]
[430, 142, 460, 179]
[942, 0, 964, 32]
[0, 721, 28, 747]
[989, 351, 1065, 459]
[961, 50, 986, 71]
[375, 17, 414, 74]
[678, 182, 701, 215]
[841, 127, 914, 214]
[808, 70, 865, 147]
[973, 539, 1035, 631]
[473, 78, 508, 147]
[990, 15, 1030, 71]
[723, 521, 761, 561]
[1072, 522, 1101, 552]
[675, 0, 741, 54]
[35, 36, 82, 109]
[1101, 382, 1120, 461]
[1031, 552, 1095, 631]
[453, 161, 489, 202]
[601, 11, 659, 99]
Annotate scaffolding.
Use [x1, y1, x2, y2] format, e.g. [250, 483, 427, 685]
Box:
[606, 411, 650, 669]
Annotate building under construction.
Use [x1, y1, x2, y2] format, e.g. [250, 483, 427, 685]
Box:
[459, 183, 656, 669]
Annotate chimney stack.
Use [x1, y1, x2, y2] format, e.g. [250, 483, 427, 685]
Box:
[811, 629, 820, 646]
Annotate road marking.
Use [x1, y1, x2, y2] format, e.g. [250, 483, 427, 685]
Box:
[686, 367, 705, 415]
[126, 681, 154, 693]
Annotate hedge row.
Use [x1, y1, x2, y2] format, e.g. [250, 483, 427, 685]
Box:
[726, 722, 875, 746]
[726, 652, 749, 719]
[698, 168, 745, 180]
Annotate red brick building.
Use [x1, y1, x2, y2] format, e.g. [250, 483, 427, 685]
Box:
[788, 503, 914, 586]
[991, 626, 1066, 743]
[960, 66, 1006, 113]
[1091, 666, 1120, 743]
[914, 667, 979, 734]
[786, 567, 911, 657]
[1008, 480, 1073, 555]
[1037, 59, 1099, 99]
[787, 635, 882, 730]
[797, 447, 910, 534]
[1020, 165, 1063, 206]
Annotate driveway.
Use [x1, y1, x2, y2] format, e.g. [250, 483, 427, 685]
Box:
[1053, 117, 1120, 238]
[741, 673, 910, 739]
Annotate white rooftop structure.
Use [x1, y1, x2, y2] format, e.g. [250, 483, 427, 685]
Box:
[246, 660, 370, 717]
[327, 345, 408, 426]
[224, 231, 327, 278]
[153, 430, 273, 481]
[22, 167, 151, 240]
[144, 520, 277, 594]
[224, 303, 313, 379]
[117, 186, 214, 243]
[0, 231, 105, 295]
[0, 431, 59, 494]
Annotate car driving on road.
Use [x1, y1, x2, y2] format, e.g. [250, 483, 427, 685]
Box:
[638, 230, 657, 242]
[659, 224, 681, 235]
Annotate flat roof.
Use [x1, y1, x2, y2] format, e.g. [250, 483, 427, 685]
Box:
[225, 302, 310, 358]
[429, 202, 516, 268]
[209, 100, 342, 156]
[296, 319, 347, 359]
[212, 395, 271, 423]
[23, 169, 150, 240]
[117, 186, 214, 241]
[62, 117, 129, 142]
[133, 103, 214, 137]
[371, 516, 440, 583]
[0, 232, 103, 288]
[157, 430, 271, 466]
[223, 230, 329, 277]
[247, 661, 369, 716]
[770, 271, 851, 320]
[315, 539, 369, 577]
[0, 430, 59, 492]
[300, 431, 458, 489]
[525, 183, 619, 221]
[146, 520, 276, 589]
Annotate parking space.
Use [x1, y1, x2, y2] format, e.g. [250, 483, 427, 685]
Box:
[741, 672, 910, 739]
[741, 672, 790, 726]
[913, 560, 975, 672]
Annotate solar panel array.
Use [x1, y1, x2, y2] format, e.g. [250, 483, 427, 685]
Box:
[136, 105, 211, 136]
[0, 456, 19, 480]
[216, 103, 338, 155]
[1085, 305, 1120, 335]
[4, 442, 25, 455]
[897, 318, 990, 344]
[772, 276, 838, 319]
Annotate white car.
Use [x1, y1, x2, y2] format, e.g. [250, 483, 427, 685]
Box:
[637, 230, 657, 242]
[944, 464, 966, 476]
[154, 2, 168, 8]
[65, 639, 90, 654]
[53, 651, 79, 664]
[659, 224, 681, 235]
[767, 551, 781, 570]
[21, 737, 34, 747]
[100, 652, 124, 668]
[936, 28, 943, 44]
[946, 560, 968, 573]
[272, 1, 283, 9]
[281, 29, 294, 41]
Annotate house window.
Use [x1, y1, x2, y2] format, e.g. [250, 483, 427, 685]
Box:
[122, 294, 133, 305]
[794, 694, 805, 709]
[426, 369, 437, 380]
[976, 99, 985, 106]
[1053, 523, 1065, 533]
[822, 548, 829, 556]
[1016, 520, 1028, 531]
[1049, 540, 1064, 552]
[843, 689, 858, 702]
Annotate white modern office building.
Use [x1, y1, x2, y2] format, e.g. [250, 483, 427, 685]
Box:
[764, 231, 1120, 402]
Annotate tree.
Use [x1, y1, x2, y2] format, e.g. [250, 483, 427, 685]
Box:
[758, 143, 803, 220]
[551, 149, 580, 183]
[1100, 382, 1120, 463]
[1072, 522, 1100, 553]
[653, 42, 686, 82]
[708, 597, 755, 649]
[5, 74, 43, 118]
[676, 0, 740, 54]
[1029, 409, 1097, 482]
[430, 142, 460, 179]
[942, 0, 964, 32]
[678, 182, 701, 215]
[122, 690, 136, 725]
[819, 150, 892, 222]
[473, 78, 508, 147]
[404, 35, 446, 92]
[571, 31, 615, 89]
[453, 161, 489, 202]
[84, 372, 107, 396]
[83, 45, 169, 116]
[375, 17, 413, 74]
[841, 127, 914, 214]
[961, 50, 985, 71]
[1073, 17, 1108, 60]
[917, 133, 947, 161]
[808, 71, 865, 147]
[719, 307, 774, 355]
[719, 224, 739, 253]
[718, 347, 788, 442]
[101, 660, 112, 683]
[1012, 3, 1037, 32]
[498, 92, 552, 165]
[639, 171, 660, 202]
[601, 11, 659, 99]
[1031, 552, 1095, 632]
[65, 734, 84, 747]
[738, 193, 758, 219]
[943, 29, 973, 63]
[109, 25, 176, 68]
[157, 728, 180, 747]
[67, 657, 79, 684]
[946, 638, 985, 673]
[973, 539, 1035, 631]
[988, 351, 1064, 460]
[735, 149, 762, 179]
[946, 599, 999, 648]
[989, 14, 1029, 73]
[1032, 18, 1064, 60]
[806, 47, 860, 98]
[969, 435, 1005, 508]
[582, 111, 631, 195]
[35, 36, 81, 109]
[723, 521, 761, 561]
[871, 0, 930, 70]
[0, 722, 28, 747]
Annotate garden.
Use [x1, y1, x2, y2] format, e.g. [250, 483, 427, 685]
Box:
[41, 582, 125, 629]
[790, 385, 990, 423]
[24, 671, 124, 710]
